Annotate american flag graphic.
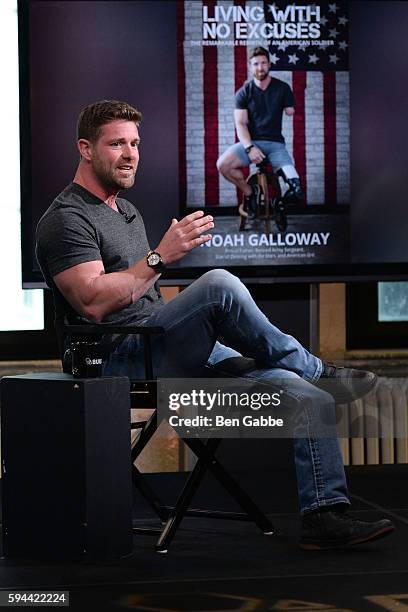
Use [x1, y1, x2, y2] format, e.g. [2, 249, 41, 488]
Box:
[264, 1, 348, 71]
[177, 0, 349, 207]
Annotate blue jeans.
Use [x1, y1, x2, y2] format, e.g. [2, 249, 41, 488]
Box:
[103, 269, 349, 514]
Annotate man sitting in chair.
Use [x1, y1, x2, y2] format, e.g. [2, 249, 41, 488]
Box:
[217, 46, 303, 219]
[36, 99, 394, 551]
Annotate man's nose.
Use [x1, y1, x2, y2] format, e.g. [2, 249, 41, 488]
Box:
[122, 144, 137, 159]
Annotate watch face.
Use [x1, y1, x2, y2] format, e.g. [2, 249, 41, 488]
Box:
[148, 253, 161, 266]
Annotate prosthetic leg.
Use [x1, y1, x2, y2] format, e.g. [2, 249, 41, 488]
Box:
[271, 166, 304, 232]
[276, 165, 304, 204]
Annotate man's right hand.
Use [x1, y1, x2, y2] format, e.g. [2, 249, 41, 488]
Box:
[156, 211, 214, 264]
[248, 146, 265, 165]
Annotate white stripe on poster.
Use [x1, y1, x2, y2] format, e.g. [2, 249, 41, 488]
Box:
[305, 71, 325, 205]
[336, 71, 350, 204]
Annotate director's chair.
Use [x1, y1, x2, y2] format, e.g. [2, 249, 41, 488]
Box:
[63, 324, 275, 553]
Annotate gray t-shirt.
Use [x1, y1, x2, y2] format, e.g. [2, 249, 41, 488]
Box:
[36, 182, 164, 350]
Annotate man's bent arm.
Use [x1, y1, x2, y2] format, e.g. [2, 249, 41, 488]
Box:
[54, 259, 159, 323]
[53, 210, 214, 323]
[234, 109, 252, 147]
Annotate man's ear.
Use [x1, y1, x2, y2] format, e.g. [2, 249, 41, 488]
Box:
[77, 138, 92, 161]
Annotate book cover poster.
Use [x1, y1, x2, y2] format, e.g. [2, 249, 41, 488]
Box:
[176, 1, 350, 267]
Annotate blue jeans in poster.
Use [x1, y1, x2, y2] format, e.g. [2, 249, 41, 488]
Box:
[103, 269, 349, 514]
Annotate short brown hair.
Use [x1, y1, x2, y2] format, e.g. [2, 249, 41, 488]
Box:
[76, 100, 142, 142]
[248, 47, 270, 61]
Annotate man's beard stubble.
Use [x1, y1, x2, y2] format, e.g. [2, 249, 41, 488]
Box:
[255, 71, 269, 81]
[93, 160, 135, 192]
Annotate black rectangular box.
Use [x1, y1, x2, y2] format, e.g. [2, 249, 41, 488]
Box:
[1, 373, 132, 560]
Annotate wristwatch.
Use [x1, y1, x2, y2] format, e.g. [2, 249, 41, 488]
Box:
[245, 144, 254, 154]
[146, 250, 165, 273]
